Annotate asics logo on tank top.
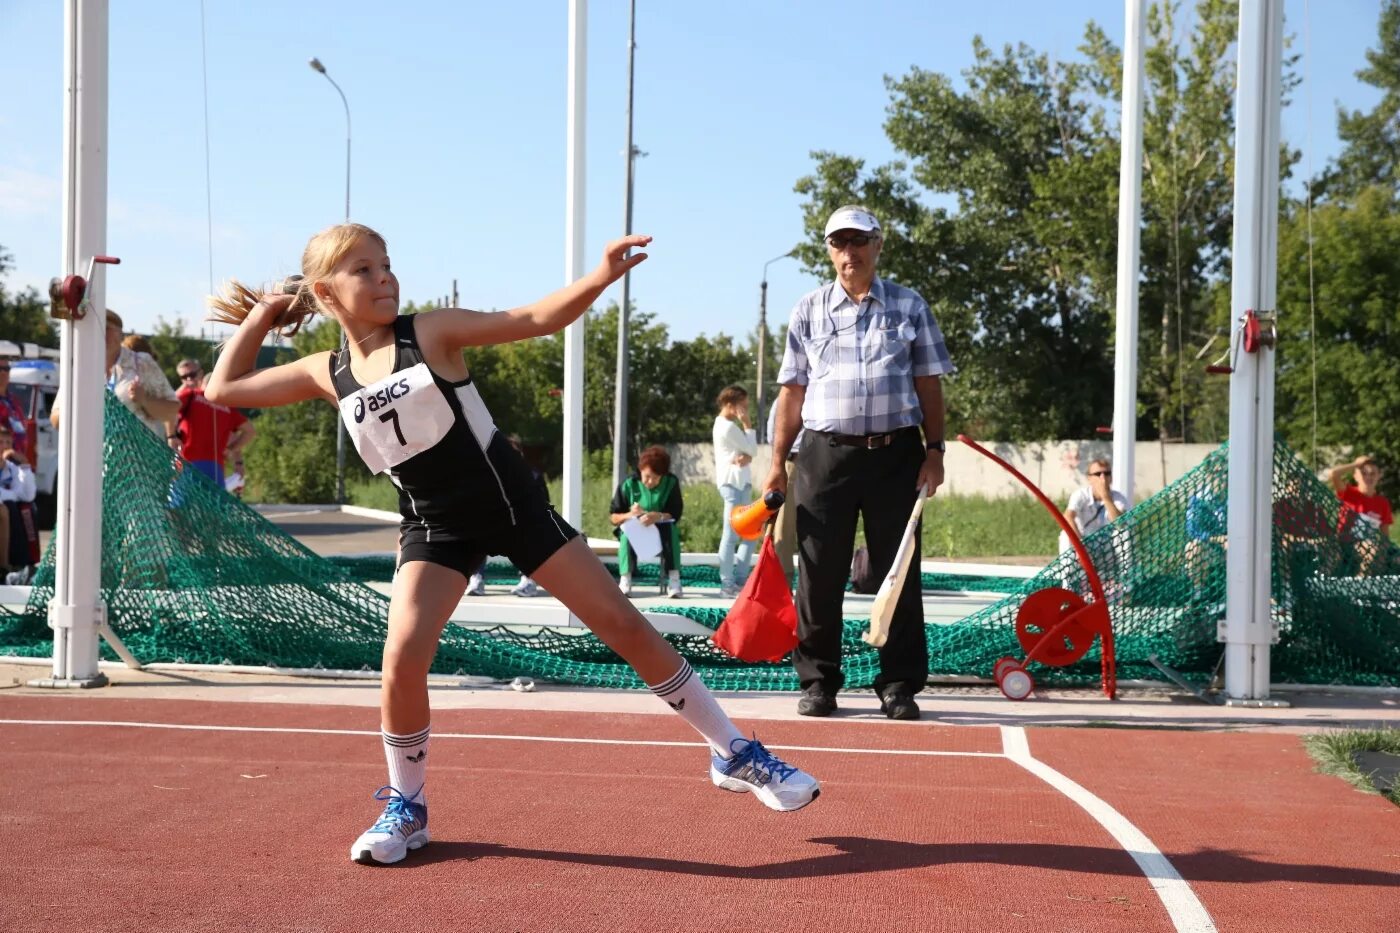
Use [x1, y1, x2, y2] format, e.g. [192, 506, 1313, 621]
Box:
[339, 362, 456, 474]
[352, 376, 412, 424]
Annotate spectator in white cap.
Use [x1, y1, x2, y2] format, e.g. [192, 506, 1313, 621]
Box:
[762, 204, 955, 721]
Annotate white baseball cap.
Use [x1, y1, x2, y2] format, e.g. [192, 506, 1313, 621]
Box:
[824, 207, 881, 238]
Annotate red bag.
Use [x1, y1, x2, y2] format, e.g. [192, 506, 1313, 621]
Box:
[713, 534, 798, 662]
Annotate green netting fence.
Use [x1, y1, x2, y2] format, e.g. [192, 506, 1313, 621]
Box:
[1, 393, 1396, 689]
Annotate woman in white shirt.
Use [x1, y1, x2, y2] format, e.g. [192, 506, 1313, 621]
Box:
[713, 385, 757, 597]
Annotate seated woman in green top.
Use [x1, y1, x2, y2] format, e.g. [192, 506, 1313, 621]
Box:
[609, 444, 684, 598]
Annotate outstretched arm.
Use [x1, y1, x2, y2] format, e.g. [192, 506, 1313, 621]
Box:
[418, 235, 651, 350]
[204, 296, 335, 410]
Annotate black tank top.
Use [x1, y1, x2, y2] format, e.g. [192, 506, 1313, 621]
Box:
[329, 315, 544, 532]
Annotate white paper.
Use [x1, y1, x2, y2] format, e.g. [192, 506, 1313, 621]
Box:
[621, 516, 663, 561]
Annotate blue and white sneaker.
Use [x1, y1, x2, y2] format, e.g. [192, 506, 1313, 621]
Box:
[710, 736, 820, 812]
[349, 785, 429, 865]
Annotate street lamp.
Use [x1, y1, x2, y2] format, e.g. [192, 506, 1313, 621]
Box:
[756, 250, 795, 442]
[309, 56, 351, 503]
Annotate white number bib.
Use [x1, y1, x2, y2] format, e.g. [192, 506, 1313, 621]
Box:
[339, 362, 455, 474]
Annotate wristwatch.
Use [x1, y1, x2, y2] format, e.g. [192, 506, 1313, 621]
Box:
[926, 439, 946, 452]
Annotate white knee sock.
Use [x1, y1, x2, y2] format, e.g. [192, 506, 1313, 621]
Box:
[382, 725, 430, 804]
[648, 660, 745, 757]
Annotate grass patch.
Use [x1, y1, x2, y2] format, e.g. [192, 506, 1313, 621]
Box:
[346, 474, 1060, 560]
[1303, 728, 1400, 805]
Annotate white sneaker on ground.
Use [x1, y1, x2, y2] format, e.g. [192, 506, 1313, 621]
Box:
[618, 574, 633, 596]
[667, 570, 683, 599]
[349, 786, 429, 865]
[710, 736, 820, 812]
[511, 577, 541, 597]
[719, 582, 741, 598]
[4, 566, 35, 586]
[466, 573, 486, 596]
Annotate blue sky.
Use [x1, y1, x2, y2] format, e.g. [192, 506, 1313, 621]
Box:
[0, 1, 1385, 345]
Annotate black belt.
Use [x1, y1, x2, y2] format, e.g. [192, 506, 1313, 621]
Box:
[821, 427, 916, 449]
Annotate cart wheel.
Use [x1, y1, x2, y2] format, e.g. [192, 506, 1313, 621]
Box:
[993, 656, 1020, 682]
[1000, 666, 1035, 701]
[1015, 587, 1096, 667]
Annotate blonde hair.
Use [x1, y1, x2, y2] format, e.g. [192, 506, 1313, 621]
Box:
[206, 222, 388, 338]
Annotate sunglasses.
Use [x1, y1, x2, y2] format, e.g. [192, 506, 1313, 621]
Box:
[1088, 470, 1112, 477]
[827, 233, 876, 250]
[179, 372, 202, 381]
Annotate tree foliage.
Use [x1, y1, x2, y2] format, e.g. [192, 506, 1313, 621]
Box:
[1276, 2, 1400, 498]
[791, 1, 1261, 444]
[0, 247, 58, 348]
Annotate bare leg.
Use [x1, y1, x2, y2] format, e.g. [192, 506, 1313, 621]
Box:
[381, 561, 468, 734]
[530, 537, 689, 682]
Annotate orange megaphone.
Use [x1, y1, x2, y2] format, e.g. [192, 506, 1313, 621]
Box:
[729, 490, 786, 540]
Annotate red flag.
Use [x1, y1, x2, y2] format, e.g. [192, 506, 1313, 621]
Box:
[713, 535, 798, 662]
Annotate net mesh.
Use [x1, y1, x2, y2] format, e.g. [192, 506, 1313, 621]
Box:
[2, 394, 1396, 689]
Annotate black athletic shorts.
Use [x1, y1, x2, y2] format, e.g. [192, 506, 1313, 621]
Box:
[396, 505, 580, 578]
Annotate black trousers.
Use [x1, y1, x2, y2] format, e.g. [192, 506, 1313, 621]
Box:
[793, 428, 927, 696]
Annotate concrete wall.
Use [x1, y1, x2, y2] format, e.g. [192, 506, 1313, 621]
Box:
[670, 439, 1218, 503]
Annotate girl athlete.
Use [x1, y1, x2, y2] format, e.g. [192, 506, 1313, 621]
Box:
[204, 223, 819, 866]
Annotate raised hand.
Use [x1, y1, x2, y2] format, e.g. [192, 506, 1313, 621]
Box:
[596, 234, 652, 287]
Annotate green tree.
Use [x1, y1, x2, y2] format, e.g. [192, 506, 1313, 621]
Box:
[0, 247, 58, 348]
[790, 1, 1273, 444]
[241, 317, 353, 503]
[1319, 0, 1400, 201]
[147, 317, 220, 385]
[1275, 186, 1400, 497]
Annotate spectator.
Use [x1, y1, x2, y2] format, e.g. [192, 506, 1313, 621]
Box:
[121, 333, 157, 357]
[766, 398, 803, 587]
[0, 358, 29, 460]
[1184, 487, 1227, 601]
[1058, 458, 1130, 590]
[712, 384, 756, 597]
[51, 311, 180, 446]
[173, 358, 255, 489]
[1329, 455, 1393, 574]
[609, 444, 684, 598]
[762, 205, 955, 721]
[1059, 459, 1127, 550]
[0, 422, 39, 585]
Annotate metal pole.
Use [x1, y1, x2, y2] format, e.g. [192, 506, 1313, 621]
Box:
[49, 0, 110, 685]
[1111, 0, 1146, 505]
[756, 251, 794, 443]
[310, 57, 351, 504]
[611, 0, 637, 494]
[562, 0, 587, 527]
[1223, 0, 1284, 703]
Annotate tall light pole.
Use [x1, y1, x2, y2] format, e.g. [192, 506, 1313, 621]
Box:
[309, 56, 351, 504]
[611, 0, 639, 494]
[756, 250, 795, 442]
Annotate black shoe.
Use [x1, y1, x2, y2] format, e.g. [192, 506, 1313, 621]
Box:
[797, 687, 837, 717]
[879, 689, 921, 721]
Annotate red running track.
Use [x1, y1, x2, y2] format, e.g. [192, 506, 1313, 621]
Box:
[0, 695, 1396, 932]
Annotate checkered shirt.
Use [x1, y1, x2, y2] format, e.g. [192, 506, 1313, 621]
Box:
[777, 277, 954, 435]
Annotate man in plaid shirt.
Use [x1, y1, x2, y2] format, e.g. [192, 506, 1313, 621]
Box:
[763, 206, 954, 720]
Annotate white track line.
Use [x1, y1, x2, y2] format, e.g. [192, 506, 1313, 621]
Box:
[1000, 726, 1216, 933]
[0, 718, 1000, 758]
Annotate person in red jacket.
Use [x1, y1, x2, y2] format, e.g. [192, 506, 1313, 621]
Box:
[1329, 455, 1393, 574]
[174, 358, 255, 490]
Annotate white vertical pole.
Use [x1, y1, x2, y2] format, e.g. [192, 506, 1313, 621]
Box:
[562, 0, 587, 528]
[1224, 0, 1283, 701]
[1111, 0, 1146, 504]
[49, 0, 109, 685]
